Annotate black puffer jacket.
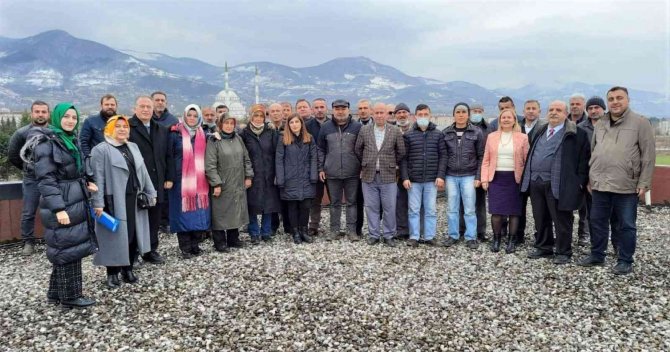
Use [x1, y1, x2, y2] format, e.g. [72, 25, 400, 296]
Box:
[7, 124, 38, 175]
[31, 128, 96, 265]
[241, 124, 281, 215]
[400, 122, 447, 183]
[316, 116, 362, 179]
[443, 123, 484, 179]
[275, 137, 317, 201]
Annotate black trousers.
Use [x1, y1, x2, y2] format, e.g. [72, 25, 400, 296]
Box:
[308, 180, 326, 230]
[177, 231, 202, 254]
[356, 181, 365, 236]
[396, 179, 409, 236]
[287, 198, 313, 228]
[272, 200, 291, 233]
[147, 203, 162, 253]
[530, 180, 573, 256]
[576, 193, 590, 237]
[48, 260, 83, 301]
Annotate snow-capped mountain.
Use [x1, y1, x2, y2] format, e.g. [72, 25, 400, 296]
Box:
[0, 30, 667, 117]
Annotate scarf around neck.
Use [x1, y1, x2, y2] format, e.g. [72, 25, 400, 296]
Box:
[50, 103, 82, 170]
[177, 122, 209, 212]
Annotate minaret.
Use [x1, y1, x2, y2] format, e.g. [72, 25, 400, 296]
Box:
[254, 65, 260, 104]
[224, 61, 229, 93]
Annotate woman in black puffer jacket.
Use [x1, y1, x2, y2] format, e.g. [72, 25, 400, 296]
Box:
[275, 114, 317, 244]
[29, 102, 97, 309]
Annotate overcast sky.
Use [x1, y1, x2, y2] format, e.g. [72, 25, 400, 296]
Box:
[1, 0, 668, 94]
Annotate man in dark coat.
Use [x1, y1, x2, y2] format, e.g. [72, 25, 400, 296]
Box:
[79, 94, 117, 158]
[128, 96, 174, 264]
[304, 98, 330, 236]
[521, 101, 591, 265]
[151, 91, 179, 127]
[7, 100, 50, 255]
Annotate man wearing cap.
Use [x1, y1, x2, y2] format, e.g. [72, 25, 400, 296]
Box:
[305, 98, 330, 237]
[317, 99, 363, 241]
[355, 102, 405, 246]
[393, 102, 413, 239]
[578, 87, 655, 275]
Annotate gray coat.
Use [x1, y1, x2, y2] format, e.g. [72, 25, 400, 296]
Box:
[90, 141, 156, 266]
[205, 134, 254, 231]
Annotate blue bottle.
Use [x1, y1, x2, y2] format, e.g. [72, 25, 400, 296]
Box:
[90, 208, 120, 232]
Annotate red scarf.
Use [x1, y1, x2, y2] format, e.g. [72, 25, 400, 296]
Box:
[178, 123, 209, 212]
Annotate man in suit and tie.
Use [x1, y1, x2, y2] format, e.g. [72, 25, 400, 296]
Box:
[354, 102, 406, 247]
[128, 96, 175, 264]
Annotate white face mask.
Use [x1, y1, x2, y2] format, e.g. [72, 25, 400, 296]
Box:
[417, 118, 429, 128]
[470, 113, 483, 123]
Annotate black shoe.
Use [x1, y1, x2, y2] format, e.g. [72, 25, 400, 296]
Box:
[367, 237, 380, 245]
[396, 233, 410, 240]
[505, 233, 516, 254]
[143, 251, 165, 264]
[514, 235, 525, 246]
[385, 238, 396, 247]
[121, 269, 138, 284]
[527, 249, 554, 259]
[47, 297, 60, 305]
[106, 274, 120, 289]
[191, 246, 203, 256]
[611, 261, 633, 275]
[423, 239, 436, 246]
[491, 234, 501, 252]
[577, 235, 589, 247]
[466, 240, 479, 249]
[261, 235, 272, 242]
[61, 297, 96, 308]
[292, 228, 302, 244]
[553, 255, 571, 265]
[577, 255, 606, 267]
[407, 239, 419, 247]
[477, 233, 488, 242]
[214, 245, 230, 253]
[250, 236, 261, 245]
[308, 228, 318, 237]
[442, 237, 458, 248]
[182, 251, 195, 259]
[299, 227, 313, 243]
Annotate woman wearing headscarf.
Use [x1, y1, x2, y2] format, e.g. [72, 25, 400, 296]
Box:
[480, 109, 529, 253]
[275, 114, 317, 244]
[240, 106, 281, 244]
[29, 102, 97, 307]
[205, 113, 253, 251]
[168, 105, 211, 258]
[91, 115, 157, 288]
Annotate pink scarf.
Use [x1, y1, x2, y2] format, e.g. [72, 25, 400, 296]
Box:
[179, 123, 209, 212]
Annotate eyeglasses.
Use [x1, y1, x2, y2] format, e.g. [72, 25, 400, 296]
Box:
[388, 112, 395, 115]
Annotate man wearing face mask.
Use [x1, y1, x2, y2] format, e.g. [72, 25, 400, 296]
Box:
[202, 106, 218, 135]
[79, 94, 118, 158]
[393, 103, 413, 239]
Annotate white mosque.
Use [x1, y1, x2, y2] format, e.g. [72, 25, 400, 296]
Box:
[213, 62, 260, 121]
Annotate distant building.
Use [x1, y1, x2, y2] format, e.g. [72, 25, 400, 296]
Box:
[659, 120, 670, 136]
[213, 62, 261, 122]
[0, 111, 22, 126]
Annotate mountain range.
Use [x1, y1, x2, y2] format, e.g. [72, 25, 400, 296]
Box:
[0, 30, 667, 117]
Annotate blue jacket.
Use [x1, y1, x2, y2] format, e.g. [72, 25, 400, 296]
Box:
[276, 137, 318, 201]
[79, 113, 107, 158]
[153, 109, 179, 127]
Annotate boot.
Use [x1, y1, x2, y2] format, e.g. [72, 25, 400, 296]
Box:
[121, 268, 138, 284]
[106, 274, 120, 289]
[191, 232, 202, 255]
[292, 228, 302, 244]
[491, 233, 501, 253]
[505, 232, 516, 254]
[212, 231, 229, 252]
[227, 230, 243, 248]
[299, 226, 313, 243]
[177, 232, 192, 254]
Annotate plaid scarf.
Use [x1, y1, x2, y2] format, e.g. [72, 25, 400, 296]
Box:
[178, 122, 209, 212]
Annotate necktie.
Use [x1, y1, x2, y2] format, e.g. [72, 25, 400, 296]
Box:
[548, 128, 555, 139]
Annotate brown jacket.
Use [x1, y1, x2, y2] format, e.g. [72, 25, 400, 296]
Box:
[355, 123, 406, 183]
[480, 131, 529, 184]
[590, 108, 655, 193]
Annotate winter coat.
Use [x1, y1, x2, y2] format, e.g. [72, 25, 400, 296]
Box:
[589, 108, 656, 194]
[205, 134, 254, 231]
[240, 124, 281, 215]
[317, 116, 362, 179]
[521, 121, 591, 211]
[128, 116, 175, 203]
[400, 122, 447, 183]
[275, 137, 318, 201]
[443, 123, 485, 179]
[578, 117, 595, 143]
[8, 124, 39, 175]
[354, 123, 406, 183]
[79, 113, 107, 158]
[167, 129, 211, 233]
[152, 109, 179, 127]
[90, 141, 156, 266]
[30, 128, 96, 265]
[306, 117, 330, 142]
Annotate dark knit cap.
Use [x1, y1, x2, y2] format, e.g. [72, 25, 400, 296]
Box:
[394, 103, 410, 113]
[586, 96, 606, 110]
[452, 102, 470, 116]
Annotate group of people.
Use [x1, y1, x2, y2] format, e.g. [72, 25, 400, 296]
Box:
[7, 86, 655, 309]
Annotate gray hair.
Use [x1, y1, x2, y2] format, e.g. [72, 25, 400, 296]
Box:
[569, 93, 586, 101]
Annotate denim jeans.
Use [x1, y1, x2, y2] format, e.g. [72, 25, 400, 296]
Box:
[446, 176, 477, 240]
[590, 191, 638, 263]
[408, 182, 437, 241]
[21, 175, 41, 244]
[249, 213, 273, 238]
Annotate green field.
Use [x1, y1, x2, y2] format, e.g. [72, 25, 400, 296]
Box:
[657, 154, 670, 166]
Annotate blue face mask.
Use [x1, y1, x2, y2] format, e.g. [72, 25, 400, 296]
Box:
[417, 118, 429, 127]
[470, 114, 483, 123]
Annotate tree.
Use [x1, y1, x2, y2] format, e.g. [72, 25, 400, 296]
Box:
[0, 111, 29, 181]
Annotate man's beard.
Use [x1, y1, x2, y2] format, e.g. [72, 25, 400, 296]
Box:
[101, 109, 116, 118]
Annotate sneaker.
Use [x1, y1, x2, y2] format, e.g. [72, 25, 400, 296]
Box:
[553, 255, 571, 265]
[466, 240, 479, 249]
[407, 239, 419, 247]
[611, 261, 633, 275]
[347, 232, 361, 242]
[423, 239, 436, 246]
[576, 255, 606, 267]
[442, 237, 458, 248]
[384, 238, 396, 247]
[527, 249, 554, 259]
[367, 237, 380, 246]
[577, 235, 589, 247]
[22, 242, 34, 256]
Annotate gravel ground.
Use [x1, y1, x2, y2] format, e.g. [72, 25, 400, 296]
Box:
[1, 200, 669, 351]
